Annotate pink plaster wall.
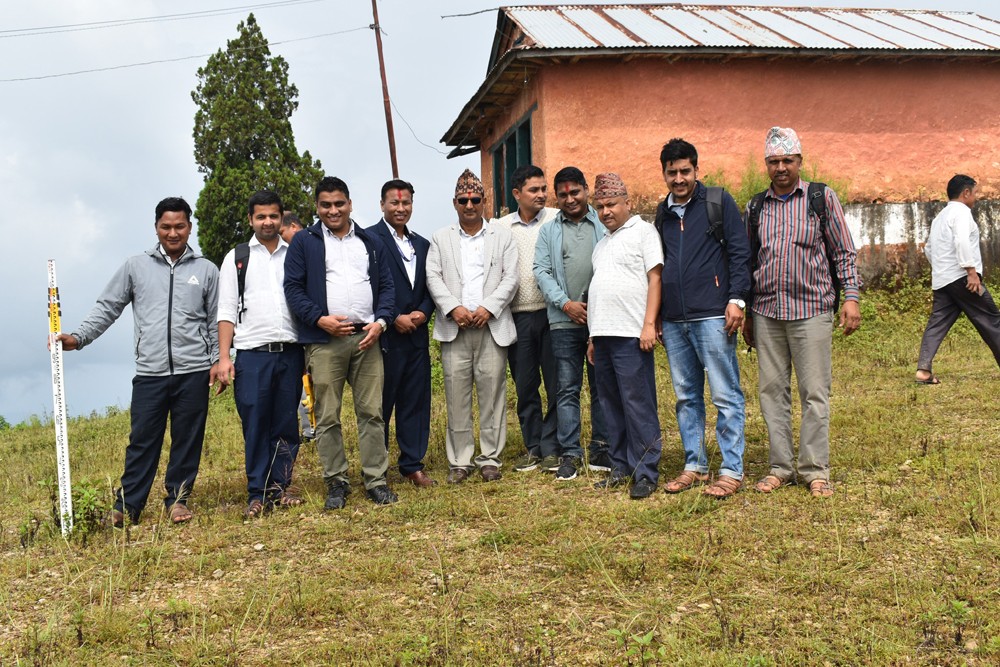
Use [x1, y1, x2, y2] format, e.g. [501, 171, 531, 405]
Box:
[478, 56, 1000, 205]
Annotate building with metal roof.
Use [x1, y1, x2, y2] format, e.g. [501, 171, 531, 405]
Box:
[442, 4, 1000, 220]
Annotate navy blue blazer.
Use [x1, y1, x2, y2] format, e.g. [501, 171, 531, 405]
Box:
[283, 221, 396, 351]
[368, 219, 433, 349]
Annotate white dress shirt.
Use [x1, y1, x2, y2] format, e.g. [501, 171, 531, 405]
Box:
[925, 200, 982, 290]
[460, 223, 486, 311]
[218, 236, 297, 349]
[323, 222, 375, 323]
[383, 219, 417, 287]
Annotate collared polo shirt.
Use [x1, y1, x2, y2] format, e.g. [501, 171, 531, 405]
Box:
[589, 216, 664, 338]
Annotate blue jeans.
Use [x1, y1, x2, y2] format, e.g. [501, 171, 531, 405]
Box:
[592, 337, 662, 483]
[662, 319, 745, 480]
[550, 327, 608, 459]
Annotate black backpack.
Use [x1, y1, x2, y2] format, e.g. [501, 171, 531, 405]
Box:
[745, 182, 842, 312]
[234, 242, 250, 324]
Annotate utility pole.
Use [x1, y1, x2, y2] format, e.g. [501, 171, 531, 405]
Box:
[371, 0, 399, 178]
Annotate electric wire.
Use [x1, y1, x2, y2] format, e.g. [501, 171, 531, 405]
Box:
[1, 0, 328, 38]
[0, 26, 369, 83]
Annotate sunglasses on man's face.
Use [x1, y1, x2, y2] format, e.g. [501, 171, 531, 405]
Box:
[457, 197, 482, 206]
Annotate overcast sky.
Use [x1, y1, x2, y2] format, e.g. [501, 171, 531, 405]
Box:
[3, 0, 999, 425]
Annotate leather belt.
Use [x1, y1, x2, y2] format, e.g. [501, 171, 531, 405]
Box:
[246, 342, 299, 353]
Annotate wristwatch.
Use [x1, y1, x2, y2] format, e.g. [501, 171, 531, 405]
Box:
[728, 298, 746, 310]
[376, 318, 388, 332]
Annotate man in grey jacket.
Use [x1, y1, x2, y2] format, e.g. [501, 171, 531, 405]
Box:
[57, 197, 220, 526]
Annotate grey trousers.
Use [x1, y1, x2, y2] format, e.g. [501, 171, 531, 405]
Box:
[754, 311, 833, 485]
[441, 326, 508, 470]
[307, 335, 388, 490]
[917, 276, 1000, 373]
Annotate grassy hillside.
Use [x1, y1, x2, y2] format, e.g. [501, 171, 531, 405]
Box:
[2, 285, 998, 666]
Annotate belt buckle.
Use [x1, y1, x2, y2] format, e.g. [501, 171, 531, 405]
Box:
[267, 342, 284, 353]
[351, 323, 366, 335]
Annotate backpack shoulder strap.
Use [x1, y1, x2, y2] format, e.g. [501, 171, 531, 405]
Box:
[705, 186, 726, 247]
[807, 181, 842, 311]
[235, 242, 250, 324]
[807, 181, 828, 233]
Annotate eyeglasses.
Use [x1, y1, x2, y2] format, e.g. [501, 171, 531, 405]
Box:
[457, 197, 482, 206]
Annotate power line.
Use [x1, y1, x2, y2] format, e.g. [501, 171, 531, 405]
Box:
[390, 99, 448, 156]
[1, 0, 328, 39]
[0, 26, 370, 83]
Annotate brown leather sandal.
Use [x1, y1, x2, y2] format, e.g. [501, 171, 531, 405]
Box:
[169, 503, 193, 524]
[278, 490, 304, 507]
[664, 470, 710, 494]
[702, 475, 742, 499]
[809, 479, 834, 498]
[754, 475, 788, 493]
[244, 499, 265, 519]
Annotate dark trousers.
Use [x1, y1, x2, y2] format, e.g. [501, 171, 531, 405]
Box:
[592, 337, 662, 483]
[917, 276, 1000, 372]
[115, 370, 210, 519]
[382, 340, 431, 476]
[234, 347, 304, 502]
[508, 310, 559, 458]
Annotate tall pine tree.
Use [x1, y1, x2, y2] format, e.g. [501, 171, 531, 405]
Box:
[192, 13, 322, 265]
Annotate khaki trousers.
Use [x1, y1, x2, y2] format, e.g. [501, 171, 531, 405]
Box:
[441, 326, 508, 470]
[754, 311, 833, 484]
[307, 335, 388, 490]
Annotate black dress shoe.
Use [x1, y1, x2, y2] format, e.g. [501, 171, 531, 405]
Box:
[630, 477, 657, 499]
[324, 480, 351, 510]
[366, 484, 399, 505]
[480, 465, 502, 482]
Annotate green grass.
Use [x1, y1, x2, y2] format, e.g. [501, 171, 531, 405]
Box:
[2, 286, 1000, 665]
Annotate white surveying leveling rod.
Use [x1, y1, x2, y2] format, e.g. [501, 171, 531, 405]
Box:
[47, 260, 74, 536]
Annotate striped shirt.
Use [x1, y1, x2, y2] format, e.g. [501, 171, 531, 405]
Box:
[748, 180, 861, 321]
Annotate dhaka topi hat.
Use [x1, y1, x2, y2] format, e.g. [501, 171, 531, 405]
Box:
[455, 169, 485, 197]
[593, 172, 628, 199]
[764, 126, 802, 158]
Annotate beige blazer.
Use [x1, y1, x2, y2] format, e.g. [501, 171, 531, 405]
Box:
[426, 221, 519, 346]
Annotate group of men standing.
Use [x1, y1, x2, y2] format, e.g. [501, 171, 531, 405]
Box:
[79, 122, 1000, 523]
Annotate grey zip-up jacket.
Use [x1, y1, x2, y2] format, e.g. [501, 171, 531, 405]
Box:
[72, 246, 220, 376]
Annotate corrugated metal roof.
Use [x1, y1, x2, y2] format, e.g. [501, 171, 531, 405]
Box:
[502, 4, 1000, 54]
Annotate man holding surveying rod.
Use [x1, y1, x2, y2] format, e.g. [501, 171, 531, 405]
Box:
[56, 197, 220, 526]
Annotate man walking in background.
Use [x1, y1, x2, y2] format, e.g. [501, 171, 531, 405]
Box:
[57, 197, 220, 526]
[916, 174, 1000, 383]
[494, 165, 560, 476]
[369, 179, 436, 487]
[217, 190, 304, 519]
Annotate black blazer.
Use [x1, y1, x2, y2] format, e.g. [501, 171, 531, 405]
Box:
[368, 219, 433, 349]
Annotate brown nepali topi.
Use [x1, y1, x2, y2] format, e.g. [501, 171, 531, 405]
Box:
[455, 169, 485, 196]
[593, 172, 628, 199]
